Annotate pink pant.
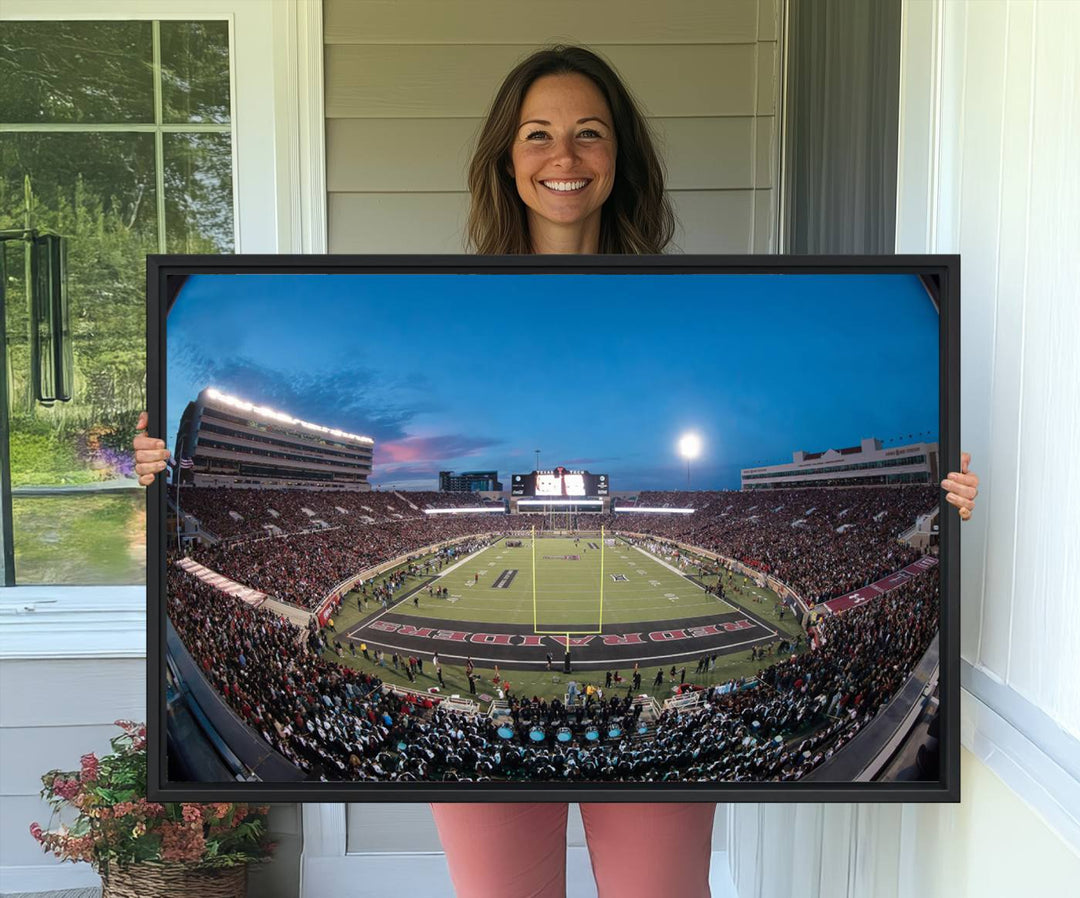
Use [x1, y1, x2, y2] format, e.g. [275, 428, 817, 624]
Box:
[431, 802, 716, 898]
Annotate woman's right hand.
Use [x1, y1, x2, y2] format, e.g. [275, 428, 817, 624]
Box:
[133, 411, 170, 486]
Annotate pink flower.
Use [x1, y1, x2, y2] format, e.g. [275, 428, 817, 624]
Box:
[29, 822, 44, 842]
[181, 804, 203, 824]
[137, 799, 166, 818]
[79, 753, 99, 782]
[52, 778, 80, 801]
[209, 802, 233, 820]
[160, 821, 206, 863]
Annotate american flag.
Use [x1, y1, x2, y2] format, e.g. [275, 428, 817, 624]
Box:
[179, 456, 195, 469]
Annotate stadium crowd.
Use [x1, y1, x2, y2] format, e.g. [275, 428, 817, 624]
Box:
[177, 487, 484, 542]
[175, 485, 936, 610]
[616, 486, 937, 602]
[165, 482, 942, 782]
[168, 554, 939, 783]
[189, 516, 513, 608]
[168, 565, 441, 780]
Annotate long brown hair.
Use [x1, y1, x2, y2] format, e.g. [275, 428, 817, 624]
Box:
[466, 46, 675, 255]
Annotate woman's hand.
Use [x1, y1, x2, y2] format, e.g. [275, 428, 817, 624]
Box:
[941, 451, 979, 520]
[133, 411, 170, 486]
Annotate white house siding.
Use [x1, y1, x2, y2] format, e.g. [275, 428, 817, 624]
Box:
[729, 1, 1080, 894]
[324, 0, 781, 254]
[0, 658, 145, 891]
[728, 748, 1080, 898]
[0, 654, 301, 898]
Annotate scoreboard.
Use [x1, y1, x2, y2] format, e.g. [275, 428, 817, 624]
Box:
[511, 467, 609, 497]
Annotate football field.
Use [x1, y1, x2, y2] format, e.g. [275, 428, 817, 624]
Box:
[393, 536, 737, 631]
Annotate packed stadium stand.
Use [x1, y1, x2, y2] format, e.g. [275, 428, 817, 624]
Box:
[167, 478, 940, 783]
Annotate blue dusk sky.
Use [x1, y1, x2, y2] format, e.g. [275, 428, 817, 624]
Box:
[166, 272, 939, 491]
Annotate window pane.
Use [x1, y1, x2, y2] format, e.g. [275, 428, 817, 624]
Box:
[1, 131, 156, 444]
[0, 21, 154, 124]
[12, 493, 146, 585]
[164, 133, 235, 252]
[160, 21, 232, 124]
[1, 20, 234, 586]
[2, 132, 154, 584]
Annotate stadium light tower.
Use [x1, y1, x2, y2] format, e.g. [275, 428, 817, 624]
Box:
[678, 432, 702, 490]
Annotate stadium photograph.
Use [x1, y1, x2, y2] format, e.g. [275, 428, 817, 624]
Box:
[157, 266, 946, 791]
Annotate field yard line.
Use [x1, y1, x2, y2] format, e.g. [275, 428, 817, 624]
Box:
[342, 541, 496, 641]
[340, 632, 774, 669]
[629, 544, 700, 585]
[439, 539, 501, 576]
[627, 543, 743, 615]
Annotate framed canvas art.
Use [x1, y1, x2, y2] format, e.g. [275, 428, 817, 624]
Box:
[147, 254, 960, 803]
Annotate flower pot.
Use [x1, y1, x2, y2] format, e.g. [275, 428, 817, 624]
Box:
[101, 862, 247, 898]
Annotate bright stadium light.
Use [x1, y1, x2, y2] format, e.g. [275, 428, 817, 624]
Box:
[205, 387, 374, 445]
[517, 499, 603, 507]
[678, 432, 702, 490]
[617, 507, 695, 514]
[678, 432, 702, 460]
[423, 507, 505, 515]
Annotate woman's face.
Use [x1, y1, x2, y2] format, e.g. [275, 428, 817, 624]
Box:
[509, 73, 616, 241]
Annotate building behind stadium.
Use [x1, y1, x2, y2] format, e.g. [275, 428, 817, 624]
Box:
[174, 387, 374, 490]
[740, 437, 939, 490]
[438, 470, 503, 492]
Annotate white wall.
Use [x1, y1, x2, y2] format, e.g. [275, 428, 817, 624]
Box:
[730, 0, 1080, 893]
[905, 0, 1080, 737]
[323, 0, 781, 254]
[729, 748, 1080, 898]
[0, 655, 145, 892]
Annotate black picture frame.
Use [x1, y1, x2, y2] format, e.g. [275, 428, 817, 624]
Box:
[147, 253, 960, 803]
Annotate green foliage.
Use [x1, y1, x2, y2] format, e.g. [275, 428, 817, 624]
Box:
[0, 22, 155, 125]
[1, 161, 151, 480]
[7, 424, 95, 485]
[2, 21, 233, 489]
[12, 492, 145, 585]
[30, 722, 274, 873]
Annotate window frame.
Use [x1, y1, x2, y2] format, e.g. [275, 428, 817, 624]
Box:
[0, 0, 326, 656]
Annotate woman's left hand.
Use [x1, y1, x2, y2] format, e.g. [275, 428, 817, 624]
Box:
[941, 452, 979, 520]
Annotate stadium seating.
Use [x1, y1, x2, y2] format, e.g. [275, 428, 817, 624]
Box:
[167, 485, 941, 783]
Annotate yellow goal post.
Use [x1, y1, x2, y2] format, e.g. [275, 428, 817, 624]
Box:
[530, 524, 607, 636]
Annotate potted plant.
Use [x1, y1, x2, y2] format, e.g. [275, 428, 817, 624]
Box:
[30, 720, 274, 897]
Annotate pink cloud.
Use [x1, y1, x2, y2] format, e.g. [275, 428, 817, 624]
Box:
[375, 434, 499, 466]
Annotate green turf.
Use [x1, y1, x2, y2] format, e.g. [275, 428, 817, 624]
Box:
[12, 492, 146, 585]
[392, 535, 736, 629]
[322, 534, 811, 703]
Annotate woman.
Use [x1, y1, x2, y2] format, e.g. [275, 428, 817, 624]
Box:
[135, 45, 979, 898]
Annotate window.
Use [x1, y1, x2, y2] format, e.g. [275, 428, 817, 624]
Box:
[1, 19, 234, 584]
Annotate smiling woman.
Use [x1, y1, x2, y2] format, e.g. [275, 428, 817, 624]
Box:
[466, 45, 673, 255]
[509, 73, 617, 252]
